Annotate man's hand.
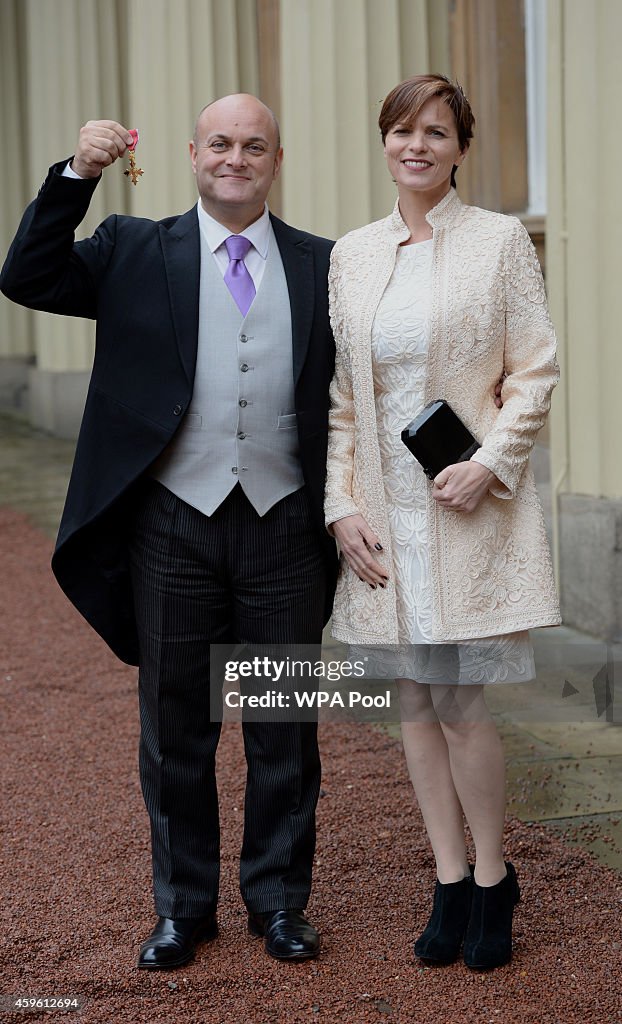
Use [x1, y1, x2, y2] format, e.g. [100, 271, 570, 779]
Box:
[331, 514, 389, 588]
[432, 461, 496, 513]
[71, 120, 134, 179]
[494, 372, 506, 409]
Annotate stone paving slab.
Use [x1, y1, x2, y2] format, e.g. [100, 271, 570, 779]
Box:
[545, 813, 622, 870]
[506, 756, 622, 819]
[507, 721, 622, 758]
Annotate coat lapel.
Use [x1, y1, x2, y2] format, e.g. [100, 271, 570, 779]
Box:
[270, 214, 314, 386]
[159, 209, 315, 389]
[159, 208, 201, 388]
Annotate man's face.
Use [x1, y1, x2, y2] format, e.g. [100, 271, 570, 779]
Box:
[190, 95, 283, 227]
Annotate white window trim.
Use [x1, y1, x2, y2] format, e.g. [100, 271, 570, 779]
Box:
[524, 0, 547, 215]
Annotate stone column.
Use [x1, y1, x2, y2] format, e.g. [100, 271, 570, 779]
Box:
[548, 0, 622, 640]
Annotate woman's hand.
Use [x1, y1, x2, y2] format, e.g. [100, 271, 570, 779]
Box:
[432, 462, 496, 513]
[331, 514, 389, 588]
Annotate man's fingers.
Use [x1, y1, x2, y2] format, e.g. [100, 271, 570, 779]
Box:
[73, 120, 135, 177]
[86, 119, 132, 134]
[83, 119, 133, 146]
[79, 125, 130, 160]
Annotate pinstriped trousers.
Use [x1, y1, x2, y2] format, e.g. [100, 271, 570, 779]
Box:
[129, 481, 327, 917]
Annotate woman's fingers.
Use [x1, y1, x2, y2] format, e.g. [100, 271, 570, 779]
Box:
[432, 462, 495, 513]
[331, 514, 389, 587]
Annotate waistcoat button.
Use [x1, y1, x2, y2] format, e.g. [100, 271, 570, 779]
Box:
[238, 432, 246, 440]
[240, 363, 249, 372]
[239, 399, 247, 407]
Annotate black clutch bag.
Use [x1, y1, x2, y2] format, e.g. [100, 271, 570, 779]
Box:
[401, 400, 481, 480]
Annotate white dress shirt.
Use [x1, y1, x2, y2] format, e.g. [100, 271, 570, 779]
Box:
[196, 199, 270, 290]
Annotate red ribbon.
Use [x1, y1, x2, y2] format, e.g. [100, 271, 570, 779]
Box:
[128, 129, 139, 151]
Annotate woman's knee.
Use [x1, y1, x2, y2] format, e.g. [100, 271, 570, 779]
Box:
[431, 684, 491, 726]
[397, 679, 438, 722]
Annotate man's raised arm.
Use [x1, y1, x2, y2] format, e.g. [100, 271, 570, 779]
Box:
[0, 120, 133, 317]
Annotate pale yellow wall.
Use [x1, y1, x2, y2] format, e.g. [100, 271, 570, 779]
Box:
[1, 0, 449, 375]
[17, 0, 620, 471]
[124, 0, 259, 221]
[0, 0, 32, 360]
[1, 0, 128, 372]
[0, 0, 259, 374]
[279, 0, 449, 237]
[22, 0, 123, 373]
[548, 0, 622, 500]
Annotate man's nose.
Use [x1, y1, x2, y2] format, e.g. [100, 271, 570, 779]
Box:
[227, 144, 246, 166]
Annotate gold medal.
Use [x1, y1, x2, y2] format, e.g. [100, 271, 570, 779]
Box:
[124, 129, 143, 185]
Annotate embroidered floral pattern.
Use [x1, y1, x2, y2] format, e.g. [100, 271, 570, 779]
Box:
[461, 526, 531, 610]
[350, 633, 535, 686]
[325, 191, 561, 645]
[365, 242, 535, 682]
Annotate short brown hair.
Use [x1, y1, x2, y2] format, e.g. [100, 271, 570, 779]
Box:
[379, 74, 474, 187]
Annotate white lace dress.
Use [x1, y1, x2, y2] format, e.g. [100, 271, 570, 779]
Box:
[362, 240, 535, 685]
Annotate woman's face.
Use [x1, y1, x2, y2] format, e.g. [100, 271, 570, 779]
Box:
[383, 96, 466, 201]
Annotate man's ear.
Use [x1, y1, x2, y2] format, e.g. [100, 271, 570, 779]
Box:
[273, 147, 284, 180]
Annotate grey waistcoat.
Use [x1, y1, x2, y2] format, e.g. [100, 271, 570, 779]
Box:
[153, 227, 304, 516]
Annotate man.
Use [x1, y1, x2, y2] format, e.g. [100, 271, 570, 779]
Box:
[1, 95, 337, 968]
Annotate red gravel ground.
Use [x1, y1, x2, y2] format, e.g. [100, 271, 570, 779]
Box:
[1, 506, 621, 1024]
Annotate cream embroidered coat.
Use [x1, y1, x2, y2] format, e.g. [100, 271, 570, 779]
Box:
[325, 189, 562, 645]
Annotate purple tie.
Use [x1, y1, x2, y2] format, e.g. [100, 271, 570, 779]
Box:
[223, 235, 256, 317]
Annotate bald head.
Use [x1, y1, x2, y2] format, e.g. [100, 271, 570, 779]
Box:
[189, 92, 284, 233]
[194, 94, 280, 151]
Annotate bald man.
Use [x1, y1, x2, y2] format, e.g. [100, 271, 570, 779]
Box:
[1, 96, 338, 968]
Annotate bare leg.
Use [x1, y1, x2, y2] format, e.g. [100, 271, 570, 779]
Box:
[398, 679, 470, 883]
[431, 685, 507, 887]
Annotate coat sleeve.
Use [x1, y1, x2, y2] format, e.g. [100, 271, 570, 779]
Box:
[0, 161, 111, 319]
[470, 218, 559, 498]
[324, 245, 361, 527]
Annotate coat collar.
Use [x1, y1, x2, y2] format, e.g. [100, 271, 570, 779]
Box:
[384, 187, 464, 242]
[269, 213, 315, 387]
[159, 208, 201, 388]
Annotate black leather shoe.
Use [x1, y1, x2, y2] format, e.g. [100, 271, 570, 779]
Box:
[463, 862, 521, 970]
[248, 909, 320, 960]
[414, 872, 473, 964]
[138, 914, 218, 969]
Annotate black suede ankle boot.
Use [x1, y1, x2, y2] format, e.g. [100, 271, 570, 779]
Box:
[463, 861, 521, 970]
[414, 873, 473, 964]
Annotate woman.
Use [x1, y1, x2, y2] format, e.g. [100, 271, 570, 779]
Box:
[325, 75, 560, 970]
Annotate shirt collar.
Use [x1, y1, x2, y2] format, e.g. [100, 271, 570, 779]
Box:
[196, 200, 271, 259]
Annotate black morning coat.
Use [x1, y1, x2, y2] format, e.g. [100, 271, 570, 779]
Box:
[0, 163, 338, 664]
